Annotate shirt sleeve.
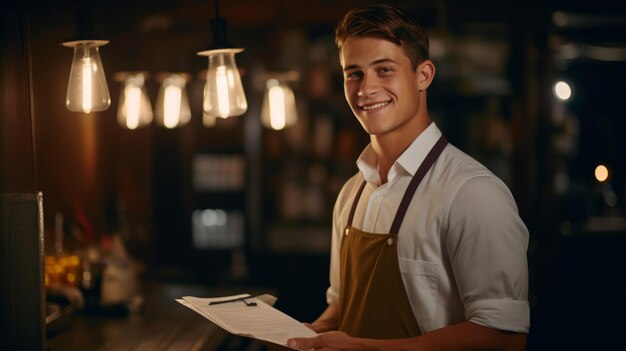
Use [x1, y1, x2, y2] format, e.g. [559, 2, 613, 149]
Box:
[445, 175, 530, 333]
[326, 177, 358, 305]
[326, 201, 342, 305]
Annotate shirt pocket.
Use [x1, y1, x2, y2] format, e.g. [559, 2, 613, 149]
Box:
[398, 258, 438, 332]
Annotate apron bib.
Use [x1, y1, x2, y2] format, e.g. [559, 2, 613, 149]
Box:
[338, 136, 448, 339]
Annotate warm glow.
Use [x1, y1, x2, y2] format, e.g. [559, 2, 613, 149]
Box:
[216, 65, 231, 118]
[198, 49, 247, 119]
[82, 57, 92, 112]
[163, 84, 182, 129]
[117, 72, 153, 129]
[595, 164, 609, 182]
[65, 41, 110, 113]
[269, 85, 287, 130]
[202, 83, 217, 127]
[124, 85, 142, 129]
[261, 78, 298, 130]
[154, 74, 190, 128]
[554, 81, 572, 101]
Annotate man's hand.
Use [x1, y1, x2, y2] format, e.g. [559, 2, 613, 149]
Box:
[304, 320, 335, 334]
[304, 302, 340, 333]
[263, 341, 297, 351]
[287, 331, 371, 351]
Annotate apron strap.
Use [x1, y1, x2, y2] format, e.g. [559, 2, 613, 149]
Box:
[347, 180, 367, 227]
[389, 135, 448, 234]
[345, 135, 448, 233]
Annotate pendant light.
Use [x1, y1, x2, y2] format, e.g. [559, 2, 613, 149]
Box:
[197, 0, 247, 120]
[261, 79, 298, 130]
[114, 72, 153, 130]
[260, 71, 299, 130]
[62, 7, 111, 113]
[154, 73, 192, 129]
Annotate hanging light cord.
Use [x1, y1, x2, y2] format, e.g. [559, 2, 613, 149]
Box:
[209, 0, 230, 49]
[214, 0, 221, 18]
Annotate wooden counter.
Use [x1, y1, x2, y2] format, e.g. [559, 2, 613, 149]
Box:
[45, 282, 232, 351]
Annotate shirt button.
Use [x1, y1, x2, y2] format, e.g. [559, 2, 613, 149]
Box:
[345, 228, 350, 236]
[387, 238, 394, 246]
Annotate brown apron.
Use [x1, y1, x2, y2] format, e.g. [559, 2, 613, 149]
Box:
[338, 135, 448, 339]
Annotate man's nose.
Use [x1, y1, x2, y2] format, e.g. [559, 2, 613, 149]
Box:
[357, 74, 378, 97]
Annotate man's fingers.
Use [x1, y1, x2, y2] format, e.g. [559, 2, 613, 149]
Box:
[287, 335, 321, 350]
[262, 340, 293, 351]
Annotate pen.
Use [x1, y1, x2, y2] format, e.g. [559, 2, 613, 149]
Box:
[208, 294, 264, 306]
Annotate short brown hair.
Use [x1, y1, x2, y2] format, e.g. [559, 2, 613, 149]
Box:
[335, 4, 429, 70]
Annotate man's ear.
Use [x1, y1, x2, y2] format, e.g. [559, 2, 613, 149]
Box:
[417, 60, 435, 91]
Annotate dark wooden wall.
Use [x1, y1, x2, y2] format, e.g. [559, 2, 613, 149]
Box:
[0, 9, 45, 350]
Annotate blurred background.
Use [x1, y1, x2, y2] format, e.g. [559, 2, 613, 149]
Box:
[2, 0, 626, 350]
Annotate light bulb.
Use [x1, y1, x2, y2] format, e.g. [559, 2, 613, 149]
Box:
[202, 84, 218, 127]
[198, 49, 247, 119]
[64, 41, 111, 113]
[117, 73, 153, 129]
[154, 74, 191, 129]
[261, 79, 298, 130]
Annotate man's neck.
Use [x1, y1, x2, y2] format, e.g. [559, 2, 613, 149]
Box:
[371, 118, 431, 184]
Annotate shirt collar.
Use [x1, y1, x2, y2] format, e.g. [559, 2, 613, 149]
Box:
[356, 122, 443, 183]
[356, 144, 381, 185]
[397, 122, 442, 176]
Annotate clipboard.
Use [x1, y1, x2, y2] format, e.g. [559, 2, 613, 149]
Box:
[176, 293, 316, 349]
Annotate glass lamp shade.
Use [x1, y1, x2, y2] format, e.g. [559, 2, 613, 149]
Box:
[260, 79, 298, 130]
[198, 48, 247, 119]
[64, 41, 111, 113]
[154, 74, 191, 129]
[117, 73, 153, 130]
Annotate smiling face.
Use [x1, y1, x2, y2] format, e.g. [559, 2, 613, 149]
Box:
[340, 36, 434, 145]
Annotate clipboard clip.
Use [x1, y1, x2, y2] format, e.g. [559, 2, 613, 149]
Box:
[208, 294, 262, 307]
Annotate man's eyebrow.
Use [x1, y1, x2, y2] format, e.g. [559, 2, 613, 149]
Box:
[372, 58, 399, 65]
[343, 64, 360, 72]
[343, 58, 399, 71]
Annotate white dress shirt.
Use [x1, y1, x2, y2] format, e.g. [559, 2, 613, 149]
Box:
[327, 122, 530, 333]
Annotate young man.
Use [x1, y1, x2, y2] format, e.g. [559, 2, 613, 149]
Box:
[287, 4, 529, 351]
